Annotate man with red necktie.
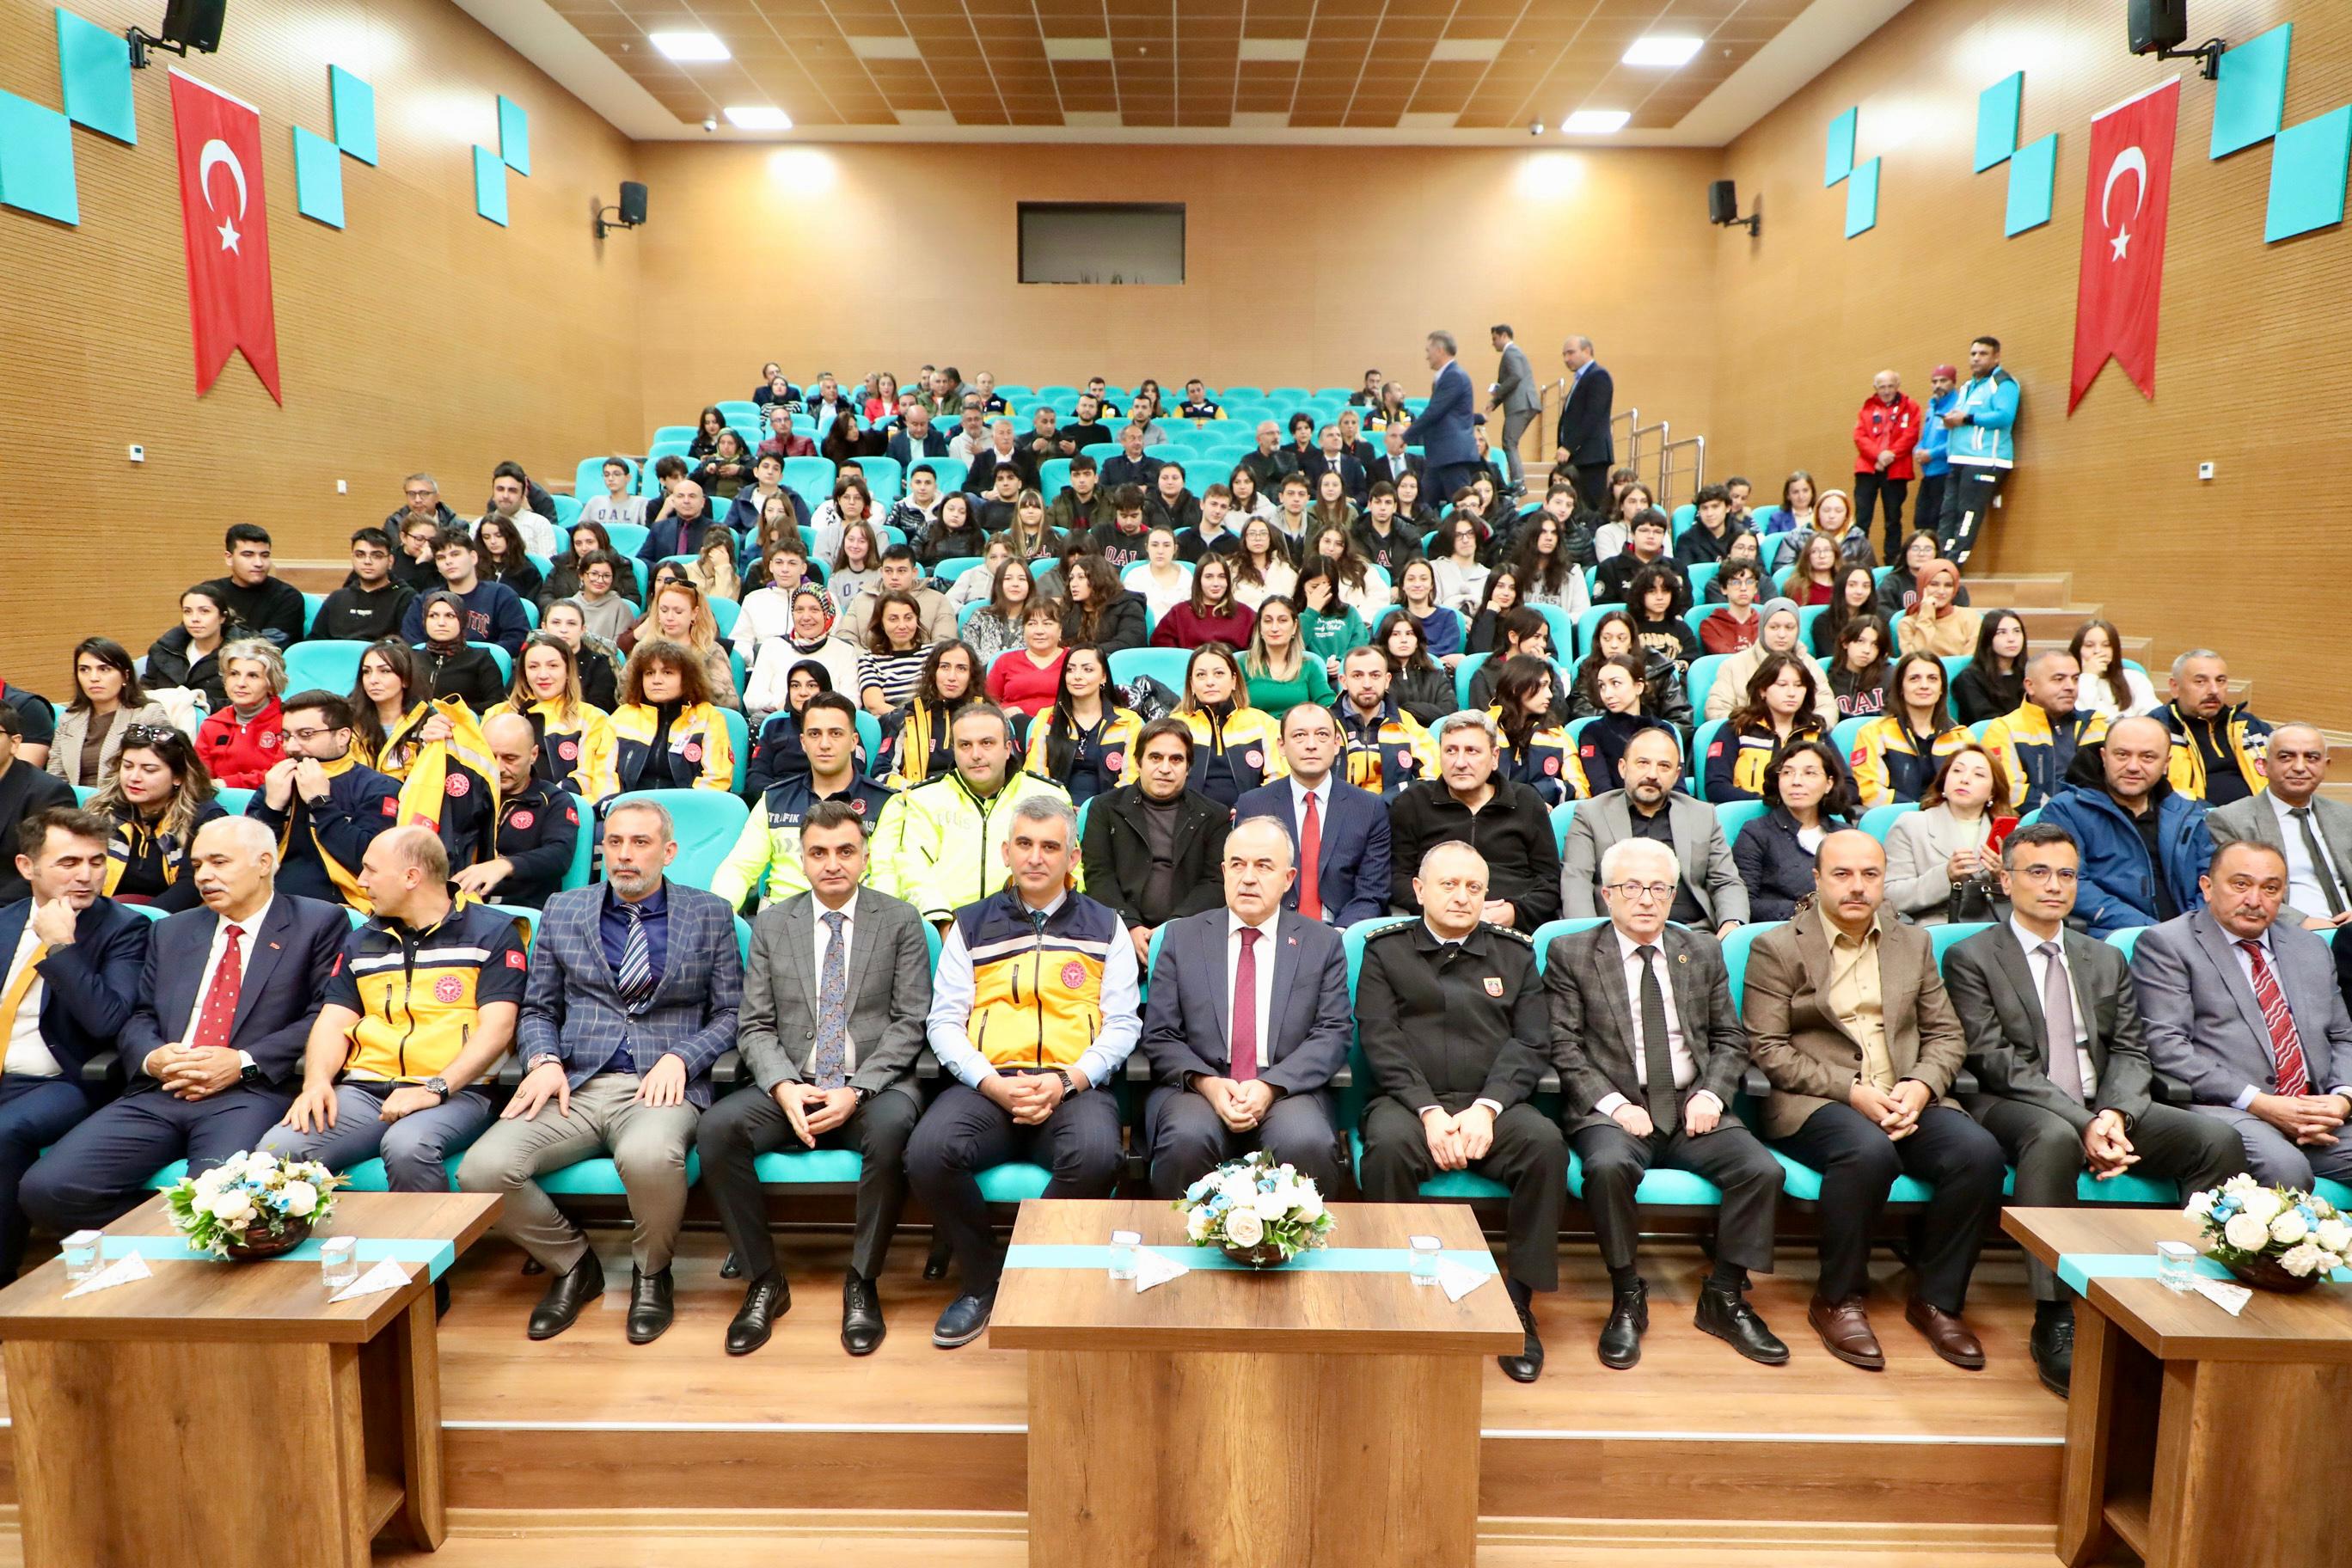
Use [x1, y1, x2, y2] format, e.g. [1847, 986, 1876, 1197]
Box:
[21, 816, 347, 1234]
[1234, 703, 1392, 928]
[1138, 817, 1351, 1201]
[2135, 839, 2352, 1190]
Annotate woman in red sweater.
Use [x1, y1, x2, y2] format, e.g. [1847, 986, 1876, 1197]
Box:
[195, 637, 287, 788]
[1149, 554, 1257, 650]
[986, 599, 1069, 718]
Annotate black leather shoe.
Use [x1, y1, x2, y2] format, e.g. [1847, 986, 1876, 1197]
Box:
[1498, 1284, 1545, 1383]
[720, 1251, 743, 1280]
[922, 1236, 951, 1281]
[525, 1250, 603, 1340]
[1599, 1281, 1648, 1369]
[1695, 1283, 1791, 1366]
[842, 1273, 885, 1357]
[2031, 1308, 2074, 1396]
[725, 1273, 790, 1356]
[933, 1290, 994, 1348]
[626, 1266, 676, 1344]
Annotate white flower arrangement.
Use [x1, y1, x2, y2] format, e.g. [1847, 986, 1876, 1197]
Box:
[1174, 1151, 1334, 1263]
[163, 1151, 347, 1259]
[2188, 1174, 2350, 1279]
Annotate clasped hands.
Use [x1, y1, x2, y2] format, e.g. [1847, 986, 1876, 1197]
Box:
[1420, 1103, 1497, 1171]
[1192, 1075, 1276, 1133]
[141, 1043, 244, 1100]
[774, 1081, 860, 1146]
[1847, 1078, 1934, 1141]
[2251, 1091, 2352, 1148]
[981, 1068, 1086, 1126]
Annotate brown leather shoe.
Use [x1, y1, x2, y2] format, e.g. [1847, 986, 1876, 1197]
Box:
[1808, 1294, 1885, 1370]
[1904, 1296, 1986, 1370]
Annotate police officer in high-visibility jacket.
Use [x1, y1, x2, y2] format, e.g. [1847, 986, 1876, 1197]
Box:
[713, 693, 895, 913]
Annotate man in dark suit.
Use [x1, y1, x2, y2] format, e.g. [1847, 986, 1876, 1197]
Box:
[1234, 705, 1388, 927]
[1945, 824, 2245, 1394]
[1357, 842, 1567, 1382]
[1553, 334, 1615, 511]
[1367, 427, 1424, 492]
[0, 707, 73, 906]
[1300, 424, 1369, 505]
[1743, 830, 2005, 1373]
[0, 808, 149, 1278]
[1488, 324, 1542, 494]
[2133, 840, 2352, 1190]
[21, 816, 345, 1235]
[965, 420, 1038, 498]
[1546, 838, 1787, 1370]
[1406, 329, 1481, 503]
[1560, 729, 1748, 937]
[2205, 724, 2352, 931]
[457, 798, 744, 1344]
[1142, 818, 1351, 1197]
[885, 405, 950, 469]
[697, 802, 932, 1357]
[1099, 422, 1162, 492]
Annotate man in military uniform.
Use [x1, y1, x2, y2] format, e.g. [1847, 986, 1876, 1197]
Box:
[1355, 840, 1567, 1382]
[453, 714, 579, 910]
[712, 693, 895, 913]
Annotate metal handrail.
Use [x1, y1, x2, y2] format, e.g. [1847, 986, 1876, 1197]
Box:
[1628, 420, 1669, 488]
[1658, 435, 1706, 511]
[1609, 407, 1638, 471]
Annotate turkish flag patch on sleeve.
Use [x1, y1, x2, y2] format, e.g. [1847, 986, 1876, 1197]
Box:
[505, 950, 527, 970]
[382, 797, 400, 817]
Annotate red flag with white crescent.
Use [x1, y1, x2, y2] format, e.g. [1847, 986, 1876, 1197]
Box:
[2068, 77, 2179, 413]
[168, 69, 282, 403]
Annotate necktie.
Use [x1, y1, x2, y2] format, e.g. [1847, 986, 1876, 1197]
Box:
[1635, 945, 1677, 1131]
[0, 939, 51, 1044]
[2038, 941, 2084, 1104]
[2291, 808, 2348, 918]
[2239, 940, 2312, 1098]
[616, 904, 657, 1014]
[191, 924, 245, 1050]
[1231, 928, 1260, 1082]
[811, 910, 849, 1089]
[1297, 792, 1324, 922]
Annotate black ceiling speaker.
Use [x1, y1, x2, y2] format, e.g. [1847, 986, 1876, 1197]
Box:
[126, 0, 224, 66]
[2128, 0, 2225, 77]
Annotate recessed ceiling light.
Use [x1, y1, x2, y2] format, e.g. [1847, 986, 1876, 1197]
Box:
[1044, 37, 1111, 60]
[1562, 109, 1631, 134]
[1238, 38, 1306, 62]
[724, 105, 792, 130]
[846, 34, 920, 58]
[650, 31, 729, 62]
[1622, 35, 1703, 67]
[1430, 39, 1502, 63]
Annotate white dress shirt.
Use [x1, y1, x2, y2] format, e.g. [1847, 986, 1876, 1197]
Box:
[1224, 910, 1279, 1070]
[2011, 919, 2095, 1099]
[2, 909, 61, 1078]
[2271, 793, 2351, 921]
[1591, 928, 1718, 1119]
[179, 898, 273, 1068]
[806, 892, 859, 1076]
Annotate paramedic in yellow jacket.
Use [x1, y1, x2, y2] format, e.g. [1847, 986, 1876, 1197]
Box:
[609, 639, 736, 793]
[487, 633, 619, 805]
[260, 827, 527, 1191]
[868, 702, 1078, 925]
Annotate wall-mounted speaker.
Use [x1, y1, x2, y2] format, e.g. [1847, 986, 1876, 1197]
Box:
[1707, 180, 1739, 226]
[618, 181, 648, 226]
[2128, 0, 2188, 54]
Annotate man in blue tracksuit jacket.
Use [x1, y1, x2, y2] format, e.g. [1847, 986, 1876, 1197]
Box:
[1913, 367, 1960, 551]
[1934, 336, 2019, 567]
[2037, 719, 2212, 940]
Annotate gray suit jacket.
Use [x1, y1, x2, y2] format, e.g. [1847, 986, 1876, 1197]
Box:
[1561, 790, 1749, 927]
[1141, 907, 1351, 1097]
[738, 886, 931, 1097]
[2207, 793, 2352, 928]
[1945, 923, 2153, 1131]
[1544, 922, 1747, 1131]
[2132, 909, 2352, 1108]
[1493, 343, 1540, 415]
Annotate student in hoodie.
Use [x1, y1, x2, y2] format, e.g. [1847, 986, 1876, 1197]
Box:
[579, 457, 650, 531]
[2158, 650, 2271, 806]
[885, 463, 944, 539]
[195, 639, 287, 788]
[1674, 483, 1751, 568]
[1088, 487, 1155, 572]
[398, 530, 530, 658]
[412, 592, 509, 711]
[974, 465, 1026, 535]
[312, 528, 417, 645]
[245, 688, 402, 909]
[1047, 456, 1112, 539]
[1593, 511, 1677, 607]
[2037, 718, 2213, 938]
[1351, 481, 1422, 578]
[198, 524, 309, 647]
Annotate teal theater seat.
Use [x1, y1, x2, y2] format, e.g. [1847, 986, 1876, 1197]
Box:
[753, 1148, 866, 1184]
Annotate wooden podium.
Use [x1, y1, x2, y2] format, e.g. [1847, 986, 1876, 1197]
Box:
[990, 1199, 1522, 1568]
[2004, 1206, 2352, 1568]
[0, 1191, 499, 1568]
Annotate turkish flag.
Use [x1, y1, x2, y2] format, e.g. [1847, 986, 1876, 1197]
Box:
[2068, 77, 2180, 413]
[169, 69, 281, 403]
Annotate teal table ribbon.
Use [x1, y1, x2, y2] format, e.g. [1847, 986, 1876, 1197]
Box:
[1003, 1244, 1498, 1276]
[99, 1234, 458, 1282]
[2056, 1250, 2352, 1294]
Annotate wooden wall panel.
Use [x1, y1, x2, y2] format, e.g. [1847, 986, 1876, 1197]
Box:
[0, 0, 644, 683]
[1712, 0, 2352, 726]
[628, 141, 1722, 460]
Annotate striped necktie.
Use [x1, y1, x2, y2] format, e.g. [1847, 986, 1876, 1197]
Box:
[616, 903, 657, 1014]
[2239, 940, 2311, 1098]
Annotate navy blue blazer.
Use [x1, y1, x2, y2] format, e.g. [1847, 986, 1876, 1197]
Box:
[1406, 360, 1478, 469]
[1141, 907, 1351, 1096]
[118, 895, 349, 1088]
[1302, 450, 1369, 504]
[0, 897, 149, 1080]
[1233, 779, 1390, 928]
[1556, 363, 1616, 467]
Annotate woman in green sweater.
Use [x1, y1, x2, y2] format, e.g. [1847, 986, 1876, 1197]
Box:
[1241, 593, 1334, 721]
[1295, 558, 1369, 683]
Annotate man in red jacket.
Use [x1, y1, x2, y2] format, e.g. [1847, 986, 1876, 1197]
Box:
[1852, 371, 1923, 560]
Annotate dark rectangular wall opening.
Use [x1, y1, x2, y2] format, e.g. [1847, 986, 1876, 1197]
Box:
[1017, 202, 1185, 285]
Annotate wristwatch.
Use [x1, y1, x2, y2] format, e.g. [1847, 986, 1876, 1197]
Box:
[425, 1077, 450, 1104]
[1049, 1068, 1075, 1094]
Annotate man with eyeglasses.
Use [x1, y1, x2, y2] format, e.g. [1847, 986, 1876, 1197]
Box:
[385, 472, 458, 536]
[1945, 824, 2245, 1394]
[1544, 838, 1787, 1371]
[244, 690, 401, 910]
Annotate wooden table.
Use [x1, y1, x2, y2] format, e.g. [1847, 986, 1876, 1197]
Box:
[2003, 1206, 2352, 1568]
[0, 1191, 499, 1568]
[990, 1199, 1522, 1568]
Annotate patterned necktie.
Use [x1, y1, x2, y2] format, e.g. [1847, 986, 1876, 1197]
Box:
[1297, 793, 1324, 922]
[811, 910, 849, 1089]
[191, 924, 245, 1050]
[1230, 928, 1260, 1082]
[2290, 808, 2348, 918]
[2239, 940, 2311, 1098]
[2038, 942, 2084, 1104]
[616, 904, 657, 1015]
[1635, 945, 1676, 1131]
